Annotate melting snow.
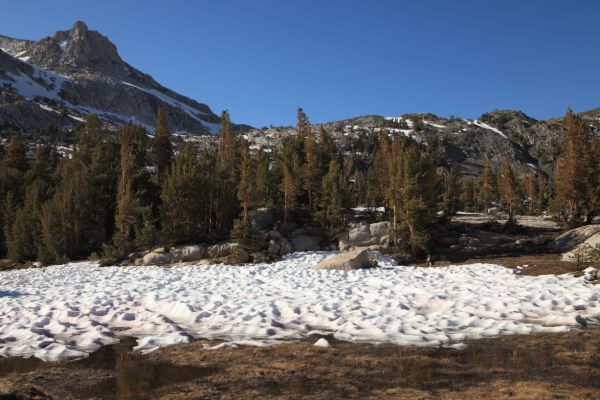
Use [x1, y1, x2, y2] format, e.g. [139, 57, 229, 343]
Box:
[424, 120, 445, 129]
[121, 81, 219, 134]
[0, 69, 68, 101]
[0, 252, 598, 361]
[473, 120, 508, 139]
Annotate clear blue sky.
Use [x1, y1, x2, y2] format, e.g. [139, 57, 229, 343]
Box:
[2, 0, 599, 127]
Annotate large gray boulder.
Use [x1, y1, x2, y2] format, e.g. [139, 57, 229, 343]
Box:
[178, 245, 206, 262]
[548, 225, 600, 253]
[339, 221, 391, 250]
[279, 238, 293, 255]
[561, 233, 600, 261]
[312, 248, 379, 271]
[267, 240, 281, 255]
[207, 243, 239, 259]
[290, 235, 321, 252]
[142, 252, 173, 265]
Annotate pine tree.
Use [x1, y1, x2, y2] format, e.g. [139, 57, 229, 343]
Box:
[460, 178, 476, 212]
[39, 160, 94, 262]
[255, 150, 275, 207]
[296, 107, 309, 139]
[7, 182, 45, 262]
[318, 159, 347, 235]
[161, 144, 206, 243]
[151, 106, 173, 185]
[76, 115, 103, 164]
[537, 175, 549, 213]
[237, 142, 257, 224]
[316, 125, 334, 172]
[303, 123, 320, 210]
[440, 166, 460, 220]
[498, 160, 519, 224]
[280, 151, 301, 224]
[1, 136, 28, 172]
[553, 109, 598, 224]
[523, 174, 539, 215]
[214, 110, 240, 238]
[386, 138, 440, 255]
[114, 125, 148, 247]
[478, 159, 498, 212]
[217, 110, 238, 178]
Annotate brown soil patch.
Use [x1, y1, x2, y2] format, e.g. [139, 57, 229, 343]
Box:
[1, 328, 599, 400]
[415, 253, 587, 277]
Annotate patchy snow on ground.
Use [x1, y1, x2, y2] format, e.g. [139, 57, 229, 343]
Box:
[1, 252, 599, 361]
[351, 206, 386, 213]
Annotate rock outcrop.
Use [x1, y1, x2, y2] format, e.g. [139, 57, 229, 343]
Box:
[548, 225, 600, 253]
[560, 232, 600, 262]
[339, 221, 391, 251]
[312, 248, 379, 271]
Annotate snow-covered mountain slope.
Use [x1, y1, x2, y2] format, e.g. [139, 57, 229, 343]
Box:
[0, 21, 221, 134]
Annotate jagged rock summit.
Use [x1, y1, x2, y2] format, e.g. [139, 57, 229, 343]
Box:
[0, 21, 221, 134]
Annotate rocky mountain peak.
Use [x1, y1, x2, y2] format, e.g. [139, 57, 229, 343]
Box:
[0, 21, 222, 134]
[72, 20, 89, 36]
[46, 21, 123, 74]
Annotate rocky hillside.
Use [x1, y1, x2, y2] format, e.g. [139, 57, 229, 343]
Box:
[0, 21, 221, 134]
[233, 108, 600, 177]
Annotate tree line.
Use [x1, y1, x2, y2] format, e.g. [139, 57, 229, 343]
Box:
[0, 107, 595, 264]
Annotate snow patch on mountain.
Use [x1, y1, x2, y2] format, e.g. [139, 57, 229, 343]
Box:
[0, 70, 67, 101]
[424, 120, 446, 129]
[121, 81, 220, 133]
[473, 120, 508, 139]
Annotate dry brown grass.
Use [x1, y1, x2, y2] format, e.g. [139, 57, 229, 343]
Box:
[1, 328, 599, 399]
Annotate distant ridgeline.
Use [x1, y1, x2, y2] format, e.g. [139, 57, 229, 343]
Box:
[0, 104, 599, 265]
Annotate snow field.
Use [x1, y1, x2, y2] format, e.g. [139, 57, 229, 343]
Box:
[0, 252, 598, 361]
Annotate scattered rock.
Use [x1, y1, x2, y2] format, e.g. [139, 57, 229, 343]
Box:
[268, 240, 281, 255]
[179, 245, 205, 262]
[32, 261, 43, 268]
[207, 243, 239, 259]
[142, 252, 173, 265]
[340, 221, 391, 250]
[312, 248, 379, 271]
[267, 230, 282, 240]
[225, 247, 250, 264]
[290, 235, 321, 252]
[279, 238, 293, 255]
[583, 267, 597, 282]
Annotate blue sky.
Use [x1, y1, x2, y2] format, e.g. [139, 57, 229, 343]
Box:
[2, 0, 599, 127]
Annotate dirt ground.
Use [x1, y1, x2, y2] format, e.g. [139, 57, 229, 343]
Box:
[1, 250, 598, 399]
[417, 253, 586, 277]
[0, 328, 599, 400]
